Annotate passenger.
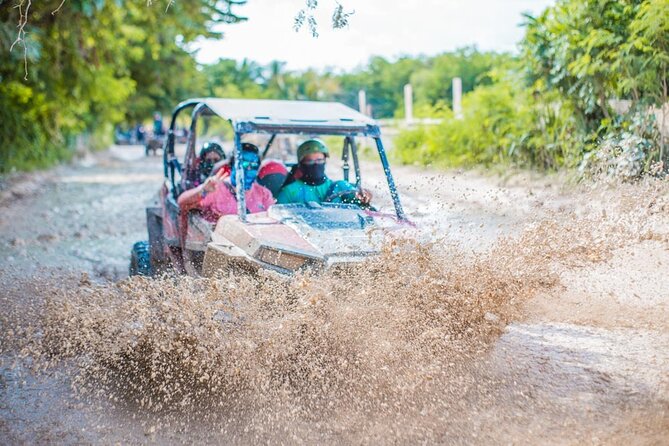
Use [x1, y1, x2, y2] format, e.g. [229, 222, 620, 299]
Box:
[282, 163, 303, 188]
[210, 146, 251, 182]
[276, 139, 372, 206]
[152, 112, 165, 136]
[178, 143, 275, 219]
[257, 160, 288, 198]
[196, 141, 225, 186]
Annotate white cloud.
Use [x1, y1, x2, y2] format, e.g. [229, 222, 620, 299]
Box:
[194, 0, 555, 70]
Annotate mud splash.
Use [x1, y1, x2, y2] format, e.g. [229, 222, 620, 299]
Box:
[29, 243, 524, 420]
[4, 205, 654, 441]
[2, 173, 668, 443]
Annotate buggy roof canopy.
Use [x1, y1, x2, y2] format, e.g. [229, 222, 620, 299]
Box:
[178, 98, 380, 136]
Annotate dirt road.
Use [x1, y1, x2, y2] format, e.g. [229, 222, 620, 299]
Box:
[1, 146, 667, 444]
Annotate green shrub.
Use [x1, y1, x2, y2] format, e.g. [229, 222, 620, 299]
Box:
[580, 110, 665, 179]
[0, 82, 73, 173]
[394, 78, 583, 170]
[394, 127, 429, 165]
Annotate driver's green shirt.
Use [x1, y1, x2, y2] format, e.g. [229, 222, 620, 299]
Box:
[276, 178, 356, 204]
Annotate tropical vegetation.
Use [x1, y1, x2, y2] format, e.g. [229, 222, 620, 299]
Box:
[1, 0, 667, 176]
[396, 0, 668, 175]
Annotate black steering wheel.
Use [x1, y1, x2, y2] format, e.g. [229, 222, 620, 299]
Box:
[325, 189, 357, 203]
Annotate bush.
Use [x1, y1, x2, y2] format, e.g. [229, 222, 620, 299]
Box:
[0, 82, 73, 173]
[580, 110, 665, 180]
[394, 78, 582, 170]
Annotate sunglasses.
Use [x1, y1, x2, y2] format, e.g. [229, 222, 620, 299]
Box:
[240, 160, 260, 170]
[301, 158, 326, 166]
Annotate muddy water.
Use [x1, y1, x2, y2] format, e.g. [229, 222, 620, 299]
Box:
[0, 147, 161, 280]
[1, 146, 668, 444]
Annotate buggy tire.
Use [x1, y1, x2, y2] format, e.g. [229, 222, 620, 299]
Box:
[129, 241, 152, 276]
[183, 249, 204, 277]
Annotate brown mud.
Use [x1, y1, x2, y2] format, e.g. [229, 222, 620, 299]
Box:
[1, 145, 668, 444]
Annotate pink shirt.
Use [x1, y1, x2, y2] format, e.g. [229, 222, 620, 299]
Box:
[200, 182, 275, 220]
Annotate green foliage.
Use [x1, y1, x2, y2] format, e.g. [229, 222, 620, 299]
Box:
[3, 0, 666, 175]
[203, 59, 263, 99]
[397, 0, 668, 173]
[0, 80, 70, 171]
[338, 56, 425, 118]
[522, 0, 668, 169]
[198, 48, 501, 120]
[395, 77, 580, 169]
[580, 110, 664, 179]
[0, 0, 245, 173]
[410, 48, 513, 114]
[618, 0, 669, 106]
[327, 49, 502, 118]
[522, 0, 642, 129]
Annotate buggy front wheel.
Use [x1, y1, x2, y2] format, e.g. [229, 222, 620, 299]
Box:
[129, 241, 152, 276]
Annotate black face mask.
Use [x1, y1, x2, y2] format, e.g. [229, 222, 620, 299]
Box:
[301, 162, 327, 185]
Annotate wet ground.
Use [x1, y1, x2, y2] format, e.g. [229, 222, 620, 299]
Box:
[1, 145, 668, 444]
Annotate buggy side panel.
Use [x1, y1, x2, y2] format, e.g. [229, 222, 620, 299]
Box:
[161, 185, 180, 247]
[146, 202, 165, 263]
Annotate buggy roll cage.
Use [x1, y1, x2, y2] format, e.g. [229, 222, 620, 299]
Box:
[163, 98, 406, 222]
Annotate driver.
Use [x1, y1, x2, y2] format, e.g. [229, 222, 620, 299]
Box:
[276, 139, 372, 206]
[196, 141, 225, 185]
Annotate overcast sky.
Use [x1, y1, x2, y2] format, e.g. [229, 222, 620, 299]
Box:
[194, 0, 555, 71]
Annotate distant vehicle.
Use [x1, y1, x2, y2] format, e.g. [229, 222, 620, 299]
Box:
[129, 98, 411, 277]
[114, 126, 134, 145]
[145, 134, 164, 156]
[115, 124, 150, 146]
[174, 127, 189, 144]
[145, 112, 168, 156]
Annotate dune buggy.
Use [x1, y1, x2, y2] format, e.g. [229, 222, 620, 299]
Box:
[129, 98, 411, 277]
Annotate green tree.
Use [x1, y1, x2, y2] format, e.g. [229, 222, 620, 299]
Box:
[522, 0, 641, 130]
[622, 0, 669, 159]
[202, 58, 264, 98]
[335, 56, 426, 118]
[0, 0, 245, 172]
[411, 47, 511, 113]
[523, 0, 668, 166]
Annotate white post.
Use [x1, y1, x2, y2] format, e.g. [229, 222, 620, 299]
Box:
[358, 90, 367, 115]
[404, 83, 413, 124]
[453, 77, 463, 119]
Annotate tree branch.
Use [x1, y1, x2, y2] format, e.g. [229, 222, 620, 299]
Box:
[294, 0, 353, 37]
[10, 0, 32, 80]
[52, 0, 67, 15]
